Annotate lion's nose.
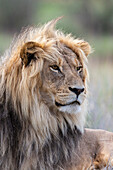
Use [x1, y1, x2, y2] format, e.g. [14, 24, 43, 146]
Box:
[69, 86, 84, 96]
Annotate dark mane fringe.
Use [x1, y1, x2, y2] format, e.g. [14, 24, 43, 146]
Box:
[0, 101, 82, 170]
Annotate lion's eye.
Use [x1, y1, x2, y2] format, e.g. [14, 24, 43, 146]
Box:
[76, 66, 83, 72]
[50, 65, 60, 72]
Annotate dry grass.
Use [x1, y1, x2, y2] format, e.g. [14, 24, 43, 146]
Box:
[86, 59, 113, 131]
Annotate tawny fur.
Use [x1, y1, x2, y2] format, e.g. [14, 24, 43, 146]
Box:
[0, 18, 92, 170]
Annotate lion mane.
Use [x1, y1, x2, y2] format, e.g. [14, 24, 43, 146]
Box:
[0, 18, 91, 170]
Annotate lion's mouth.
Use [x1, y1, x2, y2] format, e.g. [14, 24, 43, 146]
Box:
[55, 100, 80, 107]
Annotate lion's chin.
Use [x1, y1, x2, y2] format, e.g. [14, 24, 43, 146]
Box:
[58, 104, 81, 114]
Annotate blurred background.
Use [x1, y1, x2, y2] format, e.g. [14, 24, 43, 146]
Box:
[0, 0, 113, 130]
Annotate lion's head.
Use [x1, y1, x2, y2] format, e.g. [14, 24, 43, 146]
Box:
[0, 17, 91, 137]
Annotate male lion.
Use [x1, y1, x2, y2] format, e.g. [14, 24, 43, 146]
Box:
[0, 17, 113, 170]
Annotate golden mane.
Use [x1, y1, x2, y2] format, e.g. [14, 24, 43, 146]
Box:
[0, 18, 93, 169]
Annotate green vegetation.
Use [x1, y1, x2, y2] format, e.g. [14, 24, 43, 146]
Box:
[0, 33, 12, 55]
[88, 35, 113, 58]
[0, 0, 113, 58]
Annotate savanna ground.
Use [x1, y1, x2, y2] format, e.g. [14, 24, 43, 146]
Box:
[0, 33, 113, 131]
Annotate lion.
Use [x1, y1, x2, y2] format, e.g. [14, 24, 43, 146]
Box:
[0, 17, 113, 170]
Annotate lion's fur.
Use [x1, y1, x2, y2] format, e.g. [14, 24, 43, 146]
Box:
[0, 18, 91, 169]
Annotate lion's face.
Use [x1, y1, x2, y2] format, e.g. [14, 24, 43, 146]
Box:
[40, 45, 87, 114]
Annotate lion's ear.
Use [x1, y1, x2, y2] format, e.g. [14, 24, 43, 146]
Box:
[20, 42, 42, 66]
[77, 41, 92, 57]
